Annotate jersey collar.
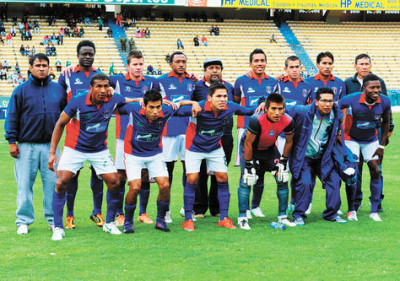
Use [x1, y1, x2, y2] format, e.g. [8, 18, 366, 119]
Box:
[168, 70, 190, 79]
[283, 76, 304, 82]
[85, 91, 110, 108]
[74, 64, 97, 73]
[314, 73, 335, 81]
[250, 71, 269, 80]
[125, 73, 146, 81]
[359, 92, 381, 104]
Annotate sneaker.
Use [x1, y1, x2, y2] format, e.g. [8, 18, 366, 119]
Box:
[181, 220, 195, 232]
[218, 218, 236, 229]
[305, 203, 312, 215]
[369, 213, 383, 222]
[180, 207, 185, 217]
[337, 209, 343, 215]
[237, 217, 251, 230]
[116, 214, 125, 227]
[164, 210, 173, 223]
[51, 227, 65, 241]
[65, 216, 76, 229]
[278, 216, 296, 227]
[123, 221, 134, 234]
[90, 213, 105, 227]
[194, 213, 205, 219]
[155, 220, 170, 232]
[246, 210, 253, 219]
[17, 224, 28, 235]
[347, 211, 358, 221]
[287, 204, 295, 214]
[251, 207, 265, 218]
[138, 213, 154, 224]
[103, 222, 122, 235]
[332, 215, 347, 224]
[294, 218, 305, 226]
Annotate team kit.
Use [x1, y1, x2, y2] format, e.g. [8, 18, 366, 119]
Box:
[5, 40, 392, 241]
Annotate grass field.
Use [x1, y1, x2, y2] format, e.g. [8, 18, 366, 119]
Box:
[1, 115, 400, 281]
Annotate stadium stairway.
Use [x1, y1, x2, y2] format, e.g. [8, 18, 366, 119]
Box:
[108, 21, 128, 66]
[278, 22, 315, 73]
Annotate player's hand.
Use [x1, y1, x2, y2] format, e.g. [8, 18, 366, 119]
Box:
[61, 65, 74, 77]
[272, 157, 289, 183]
[9, 143, 20, 158]
[138, 98, 144, 106]
[106, 87, 114, 99]
[275, 73, 285, 82]
[343, 167, 357, 186]
[372, 147, 384, 165]
[255, 102, 265, 113]
[243, 160, 258, 186]
[189, 72, 199, 82]
[163, 99, 177, 109]
[48, 152, 57, 172]
[192, 101, 202, 117]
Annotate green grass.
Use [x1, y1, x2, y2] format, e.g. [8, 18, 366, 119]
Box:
[1, 116, 400, 281]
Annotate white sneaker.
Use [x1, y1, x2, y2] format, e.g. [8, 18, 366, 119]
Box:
[165, 210, 173, 223]
[180, 207, 185, 217]
[337, 209, 343, 215]
[51, 227, 65, 241]
[369, 213, 382, 222]
[179, 208, 197, 222]
[246, 210, 253, 219]
[347, 211, 358, 221]
[251, 207, 265, 217]
[305, 203, 312, 215]
[17, 224, 28, 235]
[103, 222, 122, 235]
[237, 217, 251, 230]
[278, 216, 296, 227]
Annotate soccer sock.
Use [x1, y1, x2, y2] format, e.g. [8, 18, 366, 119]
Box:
[116, 180, 126, 216]
[251, 183, 264, 209]
[90, 169, 104, 215]
[184, 182, 196, 221]
[370, 178, 382, 213]
[218, 181, 230, 220]
[66, 176, 78, 217]
[105, 190, 119, 223]
[276, 182, 289, 216]
[124, 203, 137, 226]
[237, 184, 250, 217]
[345, 183, 356, 212]
[139, 182, 150, 215]
[156, 200, 169, 222]
[53, 191, 66, 228]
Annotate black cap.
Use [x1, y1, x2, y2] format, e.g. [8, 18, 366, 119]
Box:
[203, 58, 223, 70]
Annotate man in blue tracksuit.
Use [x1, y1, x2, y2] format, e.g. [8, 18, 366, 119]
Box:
[286, 87, 352, 225]
[5, 53, 67, 235]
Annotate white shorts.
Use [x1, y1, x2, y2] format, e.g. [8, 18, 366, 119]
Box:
[234, 128, 246, 166]
[162, 135, 186, 162]
[58, 147, 117, 175]
[345, 140, 379, 163]
[276, 135, 286, 156]
[115, 139, 125, 170]
[185, 148, 227, 174]
[124, 153, 168, 182]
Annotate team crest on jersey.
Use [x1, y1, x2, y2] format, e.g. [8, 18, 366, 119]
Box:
[125, 86, 131, 93]
[187, 84, 193, 91]
[168, 84, 177, 90]
[266, 86, 271, 93]
[375, 113, 381, 120]
[142, 86, 147, 94]
[104, 110, 110, 119]
[332, 87, 337, 94]
[283, 87, 290, 93]
[268, 130, 275, 137]
[74, 78, 83, 85]
[302, 89, 308, 97]
[247, 87, 255, 93]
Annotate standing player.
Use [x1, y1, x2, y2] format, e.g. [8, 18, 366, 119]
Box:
[157, 51, 196, 222]
[339, 74, 391, 221]
[109, 50, 159, 226]
[233, 48, 278, 218]
[58, 40, 105, 229]
[48, 73, 138, 241]
[237, 93, 296, 230]
[181, 83, 264, 232]
[117, 89, 201, 233]
[191, 58, 234, 218]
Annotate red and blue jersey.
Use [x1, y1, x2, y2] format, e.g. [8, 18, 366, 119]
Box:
[109, 73, 158, 140]
[277, 76, 312, 105]
[63, 92, 126, 153]
[118, 103, 191, 157]
[157, 71, 195, 136]
[234, 72, 278, 128]
[339, 92, 391, 143]
[193, 78, 234, 135]
[305, 73, 346, 102]
[186, 101, 256, 153]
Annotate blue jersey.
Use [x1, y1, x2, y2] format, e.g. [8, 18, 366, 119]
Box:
[277, 76, 312, 105]
[234, 73, 278, 128]
[193, 78, 234, 135]
[118, 103, 191, 157]
[109, 73, 158, 140]
[63, 92, 126, 153]
[186, 101, 256, 153]
[305, 73, 346, 102]
[339, 92, 391, 143]
[157, 71, 195, 136]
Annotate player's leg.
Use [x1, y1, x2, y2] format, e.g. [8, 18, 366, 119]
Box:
[354, 154, 364, 210]
[65, 172, 78, 221]
[344, 140, 361, 220]
[138, 169, 153, 224]
[90, 166, 105, 227]
[162, 135, 178, 187]
[114, 138, 126, 224]
[193, 160, 209, 217]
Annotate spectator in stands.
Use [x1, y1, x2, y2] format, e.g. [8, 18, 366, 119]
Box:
[165, 53, 170, 63]
[25, 45, 31, 56]
[201, 35, 208, 46]
[193, 35, 200, 47]
[41, 35, 49, 45]
[147, 64, 156, 75]
[107, 27, 112, 38]
[45, 44, 51, 56]
[79, 26, 85, 38]
[15, 63, 20, 73]
[210, 25, 215, 36]
[98, 17, 103, 31]
[177, 38, 184, 49]
[65, 60, 71, 68]
[129, 37, 136, 51]
[21, 29, 26, 41]
[0, 67, 7, 80]
[10, 25, 16, 37]
[0, 24, 6, 37]
[140, 29, 145, 37]
[55, 59, 62, 72]
[26, 30, 32, 41]
[59, 27, 65, 37]
[13, 16, 17, 26]
[136, 26, 141, 35]
[157, 65, 162, 75]
[0, 34, 3, 45]
[34, 19, 40, 33]
[11, 71, 18, 85]
[73, 27, 79, 37]
[6, 32, 12, 45]
[17, 72, 25, 85]
[20, 44, 25, 56]
[116, 13, 122, 27]
[309, 66, 317, 76]
[49, 67, 55, 80]
[50, 33, 57, 45]
[31, 46, 36, 55]
[270, 34, 277, 43]
[57, 33, 63, 45]
[84, 17, 91, 27]
[215, 25, 220, 35]
[50, 44, 57, 56]
[145, 28, 150, 38]
[120, 35, 127, 52]
[109, 62, 115, 75]
[18, 22, 24, 34]
[3, 60, 10, 71]
[64, 27, 70, 38]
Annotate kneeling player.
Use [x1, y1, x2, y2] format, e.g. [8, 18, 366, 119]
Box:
[237, 93, 295, 230]
[117, 89, 200, 233]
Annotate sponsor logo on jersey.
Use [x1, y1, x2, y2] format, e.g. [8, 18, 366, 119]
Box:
[168, 84, 177, 90]
[74, 78, 83, 85]
[249, 96, 261, 106]
[135, 132, 159, 142]
[199, 128, 223, 137]
[171, 95, 188, 103]
[356, 121, 376, 129]
[85, 122, 108, 133]
[266, 86, 272, 93]
[247, 87, 255, 93]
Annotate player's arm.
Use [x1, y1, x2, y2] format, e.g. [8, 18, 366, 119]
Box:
[177, 100, 202, 117]
[5, 88, 21, 158]
[374, 110, 390, 164]
[243, 130, 258, 185]
[244, 131, 256, 161]
[233, 80, 241, 104]
[48, 112, 71, 171]
[282, 132, 294, 158]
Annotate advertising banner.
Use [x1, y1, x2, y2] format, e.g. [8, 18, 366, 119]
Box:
[4, 0, 176, 5]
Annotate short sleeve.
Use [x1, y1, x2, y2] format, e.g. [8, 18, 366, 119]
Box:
[247, 115, 261, 135]
[284, 119, 295, 135]
[64, 96, 78, 118]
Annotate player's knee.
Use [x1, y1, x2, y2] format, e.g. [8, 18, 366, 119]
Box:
[158, 181, 170, 191]
[215, 174, 228, 182]
[371, 166, 381, 179]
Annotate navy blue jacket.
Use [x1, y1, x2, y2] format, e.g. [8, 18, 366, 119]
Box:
[5, 75, 67, 144]
[286, 102, 344, 182]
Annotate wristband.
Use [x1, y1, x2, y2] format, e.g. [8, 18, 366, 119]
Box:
[379, 145, 385, 150]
